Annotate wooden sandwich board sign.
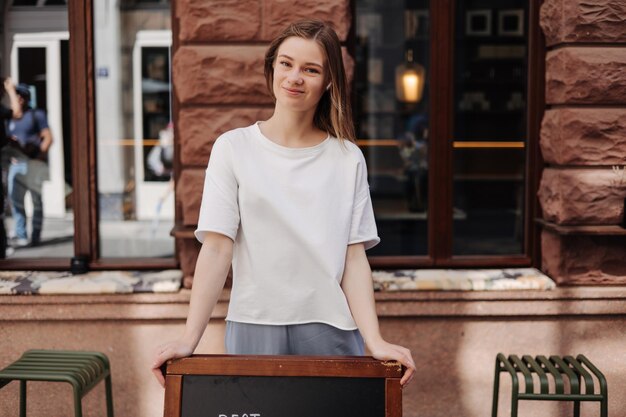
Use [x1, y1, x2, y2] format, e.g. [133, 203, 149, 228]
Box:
[163, 355, 403, 417]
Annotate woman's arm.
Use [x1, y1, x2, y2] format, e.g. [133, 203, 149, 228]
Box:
[341, 243, 416, 386]
[151, 232, 233, 387]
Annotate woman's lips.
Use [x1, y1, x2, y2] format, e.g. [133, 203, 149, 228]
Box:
[284, 87, 304, 94]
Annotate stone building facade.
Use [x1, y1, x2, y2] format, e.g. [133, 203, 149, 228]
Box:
[1, 3, 626, 417]
[173, 0, 626, 286]
[538, 0, 626, 285]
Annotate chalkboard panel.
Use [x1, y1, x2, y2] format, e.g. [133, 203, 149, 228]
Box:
[163, 355, 403, 417]
[181, 375, 385, 417]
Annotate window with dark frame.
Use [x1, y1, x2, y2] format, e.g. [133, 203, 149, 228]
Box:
[355, 0, 431, 258]
[2, 0, 538, 270]
[452, 0, 528, 256]
[354, 0, 533, 265]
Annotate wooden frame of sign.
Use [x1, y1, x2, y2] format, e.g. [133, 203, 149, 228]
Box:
[163, 354, 403, 417]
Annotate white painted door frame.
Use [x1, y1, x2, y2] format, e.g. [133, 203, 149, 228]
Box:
[132, 30, 173, 220]
[10, 32, 69, 219]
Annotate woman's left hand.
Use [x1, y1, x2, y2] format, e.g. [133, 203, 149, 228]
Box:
[368, 340, 416, 387]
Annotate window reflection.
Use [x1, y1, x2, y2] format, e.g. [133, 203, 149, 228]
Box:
[355, 0, 430, 256]
[1, 3, 73, 258]
[94, 0, 173, 258]
[140, 47, 172, 183]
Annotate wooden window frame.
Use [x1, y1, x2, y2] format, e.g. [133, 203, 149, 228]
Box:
[351, 0, 545, 269]
[2, 0, 543, 271]
[75, 0, 179, 269]
[1, 0, 178, 270]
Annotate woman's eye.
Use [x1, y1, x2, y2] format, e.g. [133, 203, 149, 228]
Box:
[280, 61, 291, 67]
[305, 68, 320, 74]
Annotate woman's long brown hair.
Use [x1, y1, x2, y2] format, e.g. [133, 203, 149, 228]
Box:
[264, 19, 356, 143]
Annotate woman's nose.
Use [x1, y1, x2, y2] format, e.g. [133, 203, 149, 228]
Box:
[287, 68, 303, 84]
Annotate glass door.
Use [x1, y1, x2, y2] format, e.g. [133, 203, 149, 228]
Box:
[355, 0, 431, 258]
[354, 0, 537, 267]
[132, 31, 173, 221]
[93, 0, 174, 259]
[7, 32, 73, 257]
[452, 0, 528, 255]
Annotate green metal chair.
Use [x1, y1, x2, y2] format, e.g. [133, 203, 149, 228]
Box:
[492, 353, 607, 417]
[0, 349, 114, 417]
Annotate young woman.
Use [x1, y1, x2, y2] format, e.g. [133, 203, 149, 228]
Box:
[152, 19, 416, 387]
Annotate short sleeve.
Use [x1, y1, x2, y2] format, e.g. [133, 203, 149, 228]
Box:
[194, 136, 240, 243]
[348, 152, 380, 250]
[34, 110, 49, 131]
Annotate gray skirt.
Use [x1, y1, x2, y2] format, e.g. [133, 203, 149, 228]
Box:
[225, 321, 365, 356]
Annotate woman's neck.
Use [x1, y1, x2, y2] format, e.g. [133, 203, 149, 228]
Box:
[261, 107, 326, 148]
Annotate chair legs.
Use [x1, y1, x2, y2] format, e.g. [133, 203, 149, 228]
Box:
[105, 375, 114, 417]
[601, 396, 608, 417]
[0, 351, 114, 417]
[510, 396, 518, 417]
[19, 380, 26, 417]
[73, 387, 83, 417]
[8, 379, 113, 417]
[494, 354, 608, 417]
[492, 358, 501, 417]
[493, 356, 519, 417]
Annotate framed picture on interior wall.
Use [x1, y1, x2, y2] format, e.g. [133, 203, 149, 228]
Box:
[498, 9, 524, 36]
[415, 9, 429, 37]
[405, 9, 429, 39]
[357, 13, 383, 44]
[466, 10, 491, 36]
[367, 58, 383, 85]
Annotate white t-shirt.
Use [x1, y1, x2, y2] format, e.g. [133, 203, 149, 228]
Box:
[195, 122, 380, 330]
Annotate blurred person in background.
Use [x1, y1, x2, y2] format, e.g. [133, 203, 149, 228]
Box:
[5, 83, 53, 248]
[0, 77, 23, 257]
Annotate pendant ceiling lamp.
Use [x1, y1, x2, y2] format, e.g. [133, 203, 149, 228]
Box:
[395, 49, 425, 103]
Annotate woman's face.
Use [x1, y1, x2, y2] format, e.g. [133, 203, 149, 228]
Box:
[272, 36, 327, 113]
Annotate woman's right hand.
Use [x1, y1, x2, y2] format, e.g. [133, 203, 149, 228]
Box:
[152, 340, 195, 388]
[151, 234, 233, 388]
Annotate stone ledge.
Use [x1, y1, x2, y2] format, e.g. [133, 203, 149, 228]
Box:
[2, 287, 625, 321]
[537, 219, 626, 236]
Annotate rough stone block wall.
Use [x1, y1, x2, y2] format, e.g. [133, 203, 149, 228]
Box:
[173, 0, 352, 285]
[538, 0, 626, 284]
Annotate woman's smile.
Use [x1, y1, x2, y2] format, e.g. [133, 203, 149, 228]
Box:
[283, 86, 305, 95]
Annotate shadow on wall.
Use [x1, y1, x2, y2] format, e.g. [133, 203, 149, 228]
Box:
[379, 299, 624, 417]
[458, 313, 621, 416]
[379, 318, 471, 417]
